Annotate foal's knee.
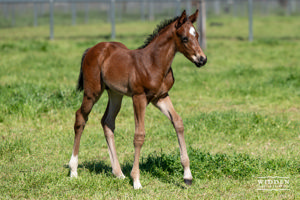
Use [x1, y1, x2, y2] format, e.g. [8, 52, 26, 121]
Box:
[74, 110, 83, 128]
[74, 108, 88, 131]
[134, 132, 145, 148]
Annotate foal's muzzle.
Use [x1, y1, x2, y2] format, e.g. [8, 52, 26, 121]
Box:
[195, 56, 207, 68]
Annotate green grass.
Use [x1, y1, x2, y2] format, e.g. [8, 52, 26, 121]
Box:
[0, 16, 299, 199]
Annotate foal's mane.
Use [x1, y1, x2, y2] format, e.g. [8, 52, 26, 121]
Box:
[138, 16, 179, 49]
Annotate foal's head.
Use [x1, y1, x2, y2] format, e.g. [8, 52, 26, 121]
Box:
[174, 10, 207, 68]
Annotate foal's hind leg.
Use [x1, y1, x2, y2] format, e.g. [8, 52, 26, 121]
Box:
[101, 90, 125, 178]
[69, 84, 103, 178]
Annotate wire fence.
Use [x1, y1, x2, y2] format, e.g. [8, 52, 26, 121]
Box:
[0, 0, 299, 39]
[1, 0, 298, 27]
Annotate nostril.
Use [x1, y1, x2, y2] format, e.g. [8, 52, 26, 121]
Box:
[199, 56, 207, 63]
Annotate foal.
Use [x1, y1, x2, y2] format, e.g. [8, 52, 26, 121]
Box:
[69, 10, 207, 189]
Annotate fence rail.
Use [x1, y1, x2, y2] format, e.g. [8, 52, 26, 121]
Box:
[0, 0, 299, 41]
[0, 0, 189, 3]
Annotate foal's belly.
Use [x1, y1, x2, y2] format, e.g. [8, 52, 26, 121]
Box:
[101, 64, 132, 96]
[104, 79, 131, 96]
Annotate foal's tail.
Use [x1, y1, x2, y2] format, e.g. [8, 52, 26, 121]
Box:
[77, 48, 90, 91]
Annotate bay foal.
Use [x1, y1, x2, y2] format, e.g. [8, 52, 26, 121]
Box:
[69, 10, 207, 189]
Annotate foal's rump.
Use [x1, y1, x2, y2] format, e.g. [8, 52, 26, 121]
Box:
[79, 42, 134, 95]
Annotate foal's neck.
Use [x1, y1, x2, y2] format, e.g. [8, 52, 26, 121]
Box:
[143, 26, 177, 75]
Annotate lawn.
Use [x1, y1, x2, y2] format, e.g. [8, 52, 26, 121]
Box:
[0, 15, 299, 199]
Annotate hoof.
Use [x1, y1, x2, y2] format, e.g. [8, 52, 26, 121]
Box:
[117, 174, 126, 179]
[133, 181, 143, 190]
[113, 170, 125, 179]
[184, 179, 192, 185]
[70, 171, 78, 178]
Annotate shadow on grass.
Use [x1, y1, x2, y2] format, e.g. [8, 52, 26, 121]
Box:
[65, 148, 300, 188]
[64, 151, 186, 187]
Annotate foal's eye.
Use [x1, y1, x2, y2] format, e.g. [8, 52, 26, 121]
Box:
[182, 37, 188, 43]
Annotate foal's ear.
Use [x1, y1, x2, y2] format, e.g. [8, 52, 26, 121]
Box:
[189, 9, 199, 23]
[175, 10, 187, 29]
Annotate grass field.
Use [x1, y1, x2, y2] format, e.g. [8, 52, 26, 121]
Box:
[0, 15, 300, 199]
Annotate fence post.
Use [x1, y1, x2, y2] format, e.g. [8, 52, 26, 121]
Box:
[110, 0, 116, 39]
[198, 0, 206, 49]
[49, 0, 54, 40]
[248, 0, 253, 42]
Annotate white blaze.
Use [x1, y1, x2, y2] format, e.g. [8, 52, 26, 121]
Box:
[189, 27, 196, 37]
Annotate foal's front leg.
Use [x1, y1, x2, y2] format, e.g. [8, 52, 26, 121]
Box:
[131, 94, 147, 189]
[152, 95, 193, 185]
